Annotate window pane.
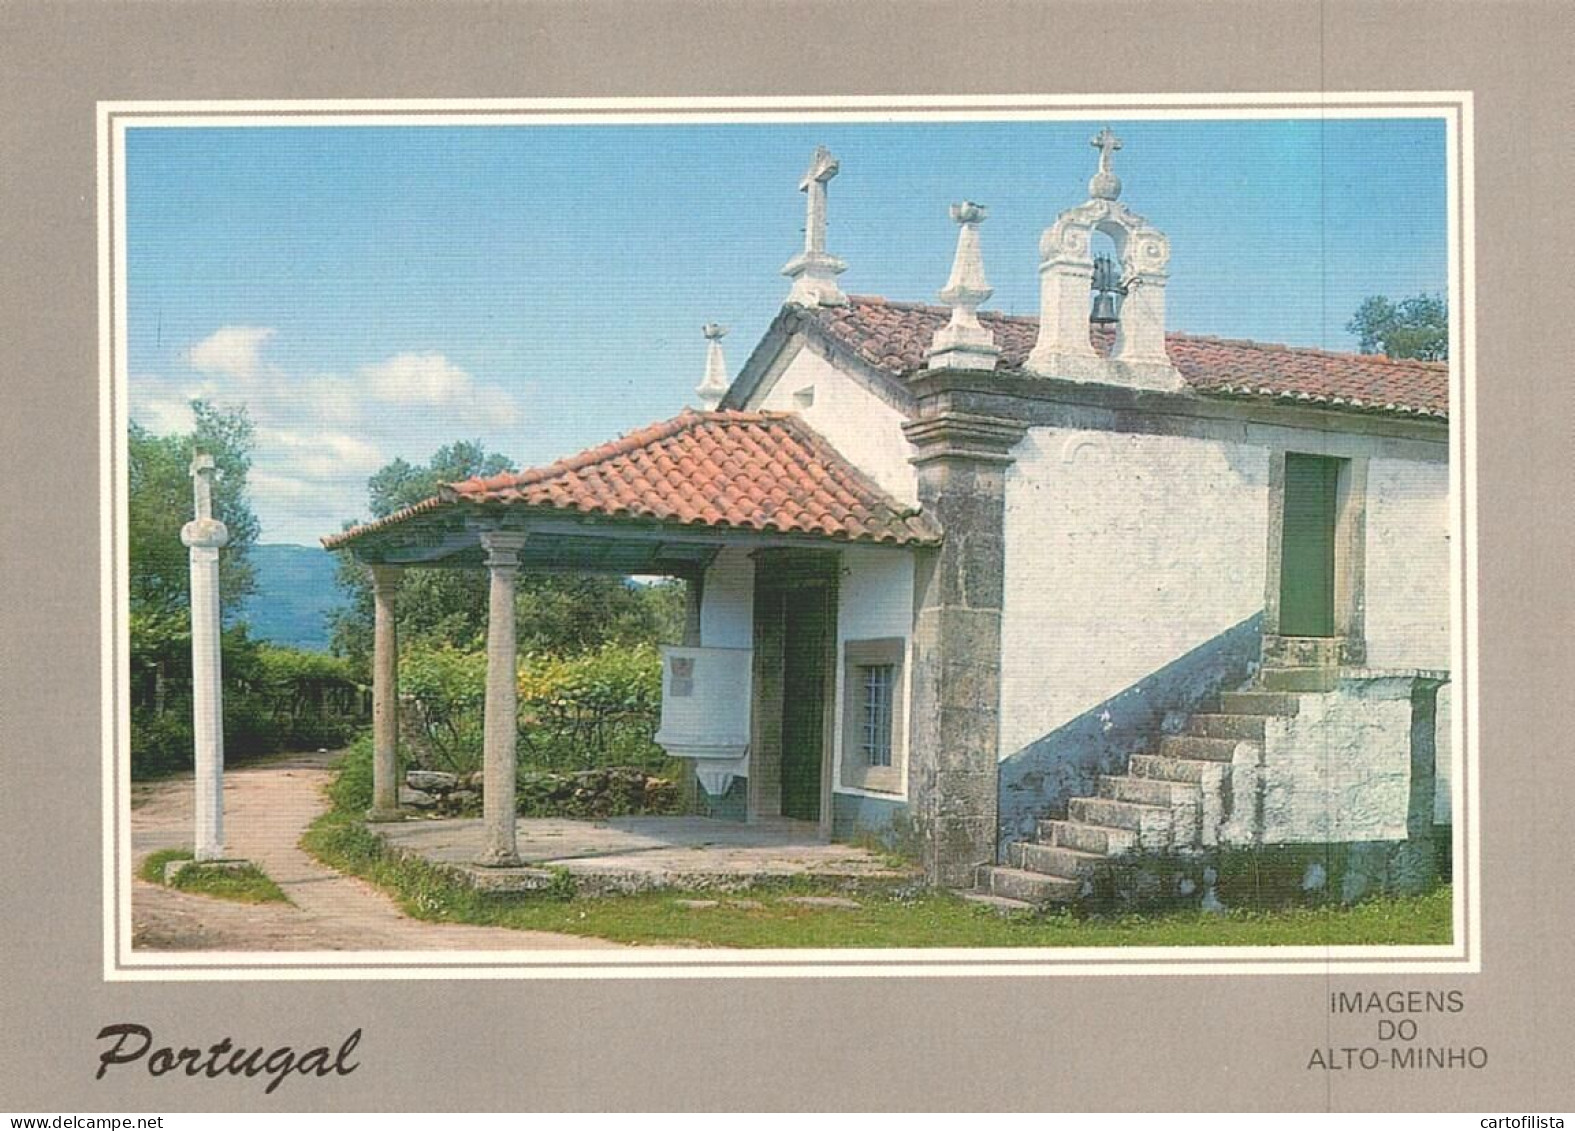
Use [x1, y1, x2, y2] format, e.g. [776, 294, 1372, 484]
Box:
[860, 663, 894, 767]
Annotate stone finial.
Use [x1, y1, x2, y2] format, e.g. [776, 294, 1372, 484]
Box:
[781, 145, 848, 307]
[1089, 127, 1123, 201]
[925, 202, 999, 371]
[695, 323, 730, 410]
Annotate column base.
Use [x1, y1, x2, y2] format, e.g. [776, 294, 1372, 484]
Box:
[365, 807, 405, 823]
[475, 847, 523, 868]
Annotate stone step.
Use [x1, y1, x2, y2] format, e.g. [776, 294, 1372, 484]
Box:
[1158, 734, 1249, 763]
[958, 889, 1035, 915]
[1259, 666, 1339, 693]
[1009, 840, 1106, 877]
[1128, 753, 1212, 783]
[1263, 636, 1342, 668]
[1041, 819, 1138, 856]
[1218, 690, 1301, 716]
[1068, 795, 1171, 834]
[1188, 713, 1268, 741]
[1097, 774, 1200, 808]
[1258, 667, 1335, 693]
[980, 866, 1080, 905]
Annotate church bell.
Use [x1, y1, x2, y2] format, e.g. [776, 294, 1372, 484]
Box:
[1089, 252, 1123, 325]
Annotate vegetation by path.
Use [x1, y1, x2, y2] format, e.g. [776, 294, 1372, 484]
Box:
[305, 808, 1454, 949]
[139, 848, 289, 904]
[130, 748, 622, 951]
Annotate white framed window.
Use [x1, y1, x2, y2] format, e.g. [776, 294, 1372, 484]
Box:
[840, 637, 904, 794]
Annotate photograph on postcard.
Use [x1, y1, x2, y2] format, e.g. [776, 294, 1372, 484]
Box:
[104, 99, 1474, 976]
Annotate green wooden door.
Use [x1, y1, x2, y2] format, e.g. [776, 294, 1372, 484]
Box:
[1279, 453, 1341, 637]
[779, 585, 831, 822]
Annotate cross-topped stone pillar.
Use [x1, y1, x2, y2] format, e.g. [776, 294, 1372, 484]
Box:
[781, 146, 849, 307]
[366, 564, 405, 822]
[180, 453, 230, 862]
[478, 530, 528, 866]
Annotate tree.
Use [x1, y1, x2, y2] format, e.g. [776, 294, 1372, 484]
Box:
[128, 400, 259, 621]
[1345, 293, 1448, 361]
[365, 439, 515, 519]
[329, 441, 686, 666]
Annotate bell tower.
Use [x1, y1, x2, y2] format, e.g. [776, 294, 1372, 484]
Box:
[1024, 128, 1184, 392]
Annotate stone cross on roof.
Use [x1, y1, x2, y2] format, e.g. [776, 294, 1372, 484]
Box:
[781, 145, 848, 307]
[799, 145, 840, 256]
[1089, 127, 1123, 200]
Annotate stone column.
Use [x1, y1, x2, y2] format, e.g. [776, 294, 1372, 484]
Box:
[180, 454, 230, 862]
[901, 412, 1027, 887]
[366, 564, 404, 822]
[478, 531, 527, 866]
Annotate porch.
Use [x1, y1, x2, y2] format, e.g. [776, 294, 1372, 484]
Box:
[375, 813, 918, 895]
[321, 410, 941, 871]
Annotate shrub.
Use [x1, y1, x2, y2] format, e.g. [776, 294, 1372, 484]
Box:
[326, 734, 376, 814]
[398, 645, 488, 773]
[516, 643, 666, 771]
[395, 640, 671, 776]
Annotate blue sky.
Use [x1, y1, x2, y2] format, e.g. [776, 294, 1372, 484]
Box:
[124, 116, 1448, 545]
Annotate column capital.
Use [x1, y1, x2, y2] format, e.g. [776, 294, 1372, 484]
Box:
[367, 562, 405, 592]
[479, 529, 528, 567]
[903, 411, 1028, 466]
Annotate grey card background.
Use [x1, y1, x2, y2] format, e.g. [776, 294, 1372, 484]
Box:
[1, 0, 1571, 1113]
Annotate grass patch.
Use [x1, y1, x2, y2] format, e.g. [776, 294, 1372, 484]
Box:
[300, 809, 1453, 949]
[138, 848, 290, 905]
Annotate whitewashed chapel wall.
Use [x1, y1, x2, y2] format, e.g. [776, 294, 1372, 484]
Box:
[756, 347, 919, 506]
[998, 426, 1271, 756]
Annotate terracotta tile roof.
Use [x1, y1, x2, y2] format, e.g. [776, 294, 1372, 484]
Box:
[802, 296, 1449, 419]
[324, 410, 940, 550]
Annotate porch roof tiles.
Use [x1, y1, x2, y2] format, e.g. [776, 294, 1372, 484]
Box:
[801, 296, 1450, 418]
[324, 409, 940, 551]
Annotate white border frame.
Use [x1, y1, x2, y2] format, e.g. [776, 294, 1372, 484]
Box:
[101, 92, 1478, 980]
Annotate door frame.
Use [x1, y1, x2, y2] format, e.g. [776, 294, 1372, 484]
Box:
[748, 548, 839, 836]
[1263, 450, 1368, 667]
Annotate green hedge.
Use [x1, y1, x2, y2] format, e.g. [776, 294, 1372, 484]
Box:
[398, 641, 671, 776]
[129, 612, 367, 778]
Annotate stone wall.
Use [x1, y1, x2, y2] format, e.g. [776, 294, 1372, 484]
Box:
[1222, 674, 1443, 847]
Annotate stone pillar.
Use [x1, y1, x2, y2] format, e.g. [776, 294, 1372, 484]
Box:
[180, 454, 229, 862]
[901, 412, 1026, 886]
[478, 531, 527, 866]
[366, 564, 404, 822]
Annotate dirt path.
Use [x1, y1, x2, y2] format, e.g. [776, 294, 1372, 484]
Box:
[131, 750, 620, 951]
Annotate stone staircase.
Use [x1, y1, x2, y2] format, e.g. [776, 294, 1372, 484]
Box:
[968, 686, 1302, 910]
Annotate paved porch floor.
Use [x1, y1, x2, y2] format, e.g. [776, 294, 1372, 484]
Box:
[377, 815, 919, 894]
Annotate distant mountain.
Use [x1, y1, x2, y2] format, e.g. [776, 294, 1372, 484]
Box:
[240, 543, 348, 652]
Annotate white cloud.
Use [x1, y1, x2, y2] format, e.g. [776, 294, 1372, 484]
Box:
[361, 352, 472, 405]
[187, 326, 275, 380]
[258, 427, 386, 481]
[133, 331, 529, 544]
